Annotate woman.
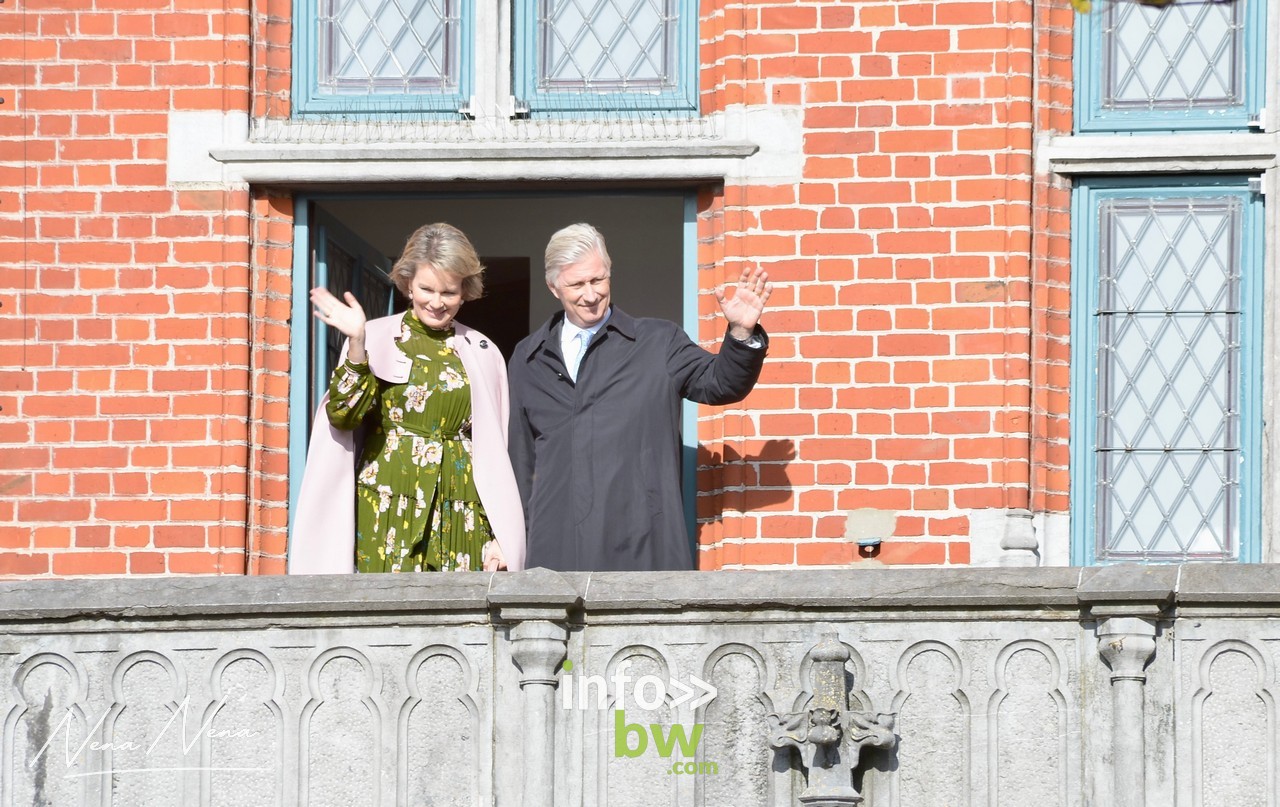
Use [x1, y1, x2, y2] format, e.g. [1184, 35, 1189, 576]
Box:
[289, 223, 525, 574]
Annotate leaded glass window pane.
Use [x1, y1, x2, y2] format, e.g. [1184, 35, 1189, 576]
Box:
[319, 0, 459, 95]
[1094, 197, 1242, 561]
[1103, 0, 1243, 111]
[538, 0, 678, 92]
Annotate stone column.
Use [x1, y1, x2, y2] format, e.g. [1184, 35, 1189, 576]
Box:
[491, 569, 582, 807]
[998, 508, 1038, 567]
[1096, 616, 1157, 807]
[1078, 565, 1175, 807]
[506, 613, 570, 807]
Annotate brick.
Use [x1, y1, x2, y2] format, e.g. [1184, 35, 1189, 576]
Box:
[876, 541, 946, 565]
[796, 541, 855, 566]
[74, 525, 111, 548]
[798, 335, 873, 358]
[877, 439, 949, 461]
[95, 498, 168, 521]
[169, 552, 228, 574]
[735, 542, 795, 566]
[0, 553, 50, 576]
[760, 6, 817, 30]
[155, 525, 207, 548]
[947, 542, 972, 564]
[17, 500, 91, 522]
[52, 552, 127, 575]
[129, 552, 169, 574]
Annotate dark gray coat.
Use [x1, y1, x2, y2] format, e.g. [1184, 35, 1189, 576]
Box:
[507, 307, 767, 571]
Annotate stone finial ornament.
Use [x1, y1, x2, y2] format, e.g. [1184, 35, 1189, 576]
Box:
[767, 634, 896, 806]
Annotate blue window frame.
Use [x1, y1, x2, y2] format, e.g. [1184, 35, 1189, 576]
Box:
[513, 0, 698, 117]
[1070, 177, 1263, 564]
[1073, 0, 1265, 133]
[293, 0, 472, 116]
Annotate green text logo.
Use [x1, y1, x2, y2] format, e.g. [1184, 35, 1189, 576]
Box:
[613, 710, 719, 775]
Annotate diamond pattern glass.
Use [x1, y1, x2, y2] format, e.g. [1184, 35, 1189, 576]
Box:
[539, 0, 677, 92]
[319, 0, 458, 95]
[1095, 197, 1242, 560]
[1103, 0, 1243, 110]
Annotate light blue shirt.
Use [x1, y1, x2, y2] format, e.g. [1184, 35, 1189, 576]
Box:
[560, 309, 611, 368]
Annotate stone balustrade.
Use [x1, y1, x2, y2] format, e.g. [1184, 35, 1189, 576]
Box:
[3, 564, 1279, 806]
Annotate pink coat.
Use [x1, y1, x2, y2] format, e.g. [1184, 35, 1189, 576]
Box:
[288, 314, 526, 573]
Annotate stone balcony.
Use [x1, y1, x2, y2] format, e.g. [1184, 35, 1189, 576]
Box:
[3, 565, 1278, 806]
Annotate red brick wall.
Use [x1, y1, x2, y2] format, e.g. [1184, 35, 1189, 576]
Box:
[1031, 0, 1076, 516]
[696, 0, 1047, 568]
[2, 0, 1067, 576]
[1, 0, 256, 575]
[246, 191, 295, 574]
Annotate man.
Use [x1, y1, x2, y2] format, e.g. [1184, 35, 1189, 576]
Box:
[507, 223, 772, 571]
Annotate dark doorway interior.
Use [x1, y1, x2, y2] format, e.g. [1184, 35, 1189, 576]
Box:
[463, 257, 531, 362]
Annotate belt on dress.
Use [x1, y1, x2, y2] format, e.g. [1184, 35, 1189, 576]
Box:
[392, 422, 470, 441]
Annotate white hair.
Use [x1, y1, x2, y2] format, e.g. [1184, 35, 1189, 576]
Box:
[544, 223, 612, 285]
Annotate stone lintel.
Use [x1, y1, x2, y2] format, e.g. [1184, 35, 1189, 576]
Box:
[1078, 564, 1176, 620]
[9, 566, 1280, 627]
[1174, 564, 1280, 607]
[573, 567, 1083, 612]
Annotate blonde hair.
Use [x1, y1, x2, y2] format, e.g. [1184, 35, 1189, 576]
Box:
[390, 222, 485, 301]
[544, 222, 611, 286]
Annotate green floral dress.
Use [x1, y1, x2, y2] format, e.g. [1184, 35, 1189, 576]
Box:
[325, 312, 495, 572]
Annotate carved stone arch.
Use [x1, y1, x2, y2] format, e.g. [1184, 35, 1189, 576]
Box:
[209, 648, 284, 703]
[8, 651, 90, 732]
[599, 644, 677, 804]
[1192, 639, 1271, 694]
[1190, 639, 1275, 805]
[4, 652, 91, 807]
[990, 638, 1066, 694]
[202, 648, 285, 807]
[299, 645, 384, 806]
[398, 644, 481, 807]
[700, 642, 775, 718]
[697, 642, 775, 807]
[205, 647, 285, 736]
[12, 651, 89, 699]
[602, 643, 673, 711]
[402, 643, 478, 715]
[302, 644, 381, 702]
[109, 649, 187, 703]
[890, 641, 972, 807]
[103, 649, 189, 805]
[104, 649, 188, 744]
[891, 640, 968, 708]
[987, 639, 1070, 807]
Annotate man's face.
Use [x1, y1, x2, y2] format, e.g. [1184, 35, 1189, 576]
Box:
[550, 250, 611, 329]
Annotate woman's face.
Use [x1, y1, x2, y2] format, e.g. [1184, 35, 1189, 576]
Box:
[408, 264, 464, 330]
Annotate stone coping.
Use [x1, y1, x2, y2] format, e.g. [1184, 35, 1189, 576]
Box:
[3, 565, 1276, 624]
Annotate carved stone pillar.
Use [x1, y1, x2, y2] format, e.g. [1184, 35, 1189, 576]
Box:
[767, 633, 895, 806]
[997, 508, 1038, 567]
[491, 569, 581, 807]
[506, 613, 570, 807]
[1096, 616, 1157, 807]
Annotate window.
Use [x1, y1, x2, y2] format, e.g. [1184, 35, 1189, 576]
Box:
[513, 0, 697, 116]
[1070, 178, 1263, 564]
[1073, 0, 1265, 132]
[1062, 0, 1273, 566]
[294, 0, 471, 116]
[292, 0, 697, 119]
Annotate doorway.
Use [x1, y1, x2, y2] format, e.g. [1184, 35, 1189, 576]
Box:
[286, 190, 698, 552]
